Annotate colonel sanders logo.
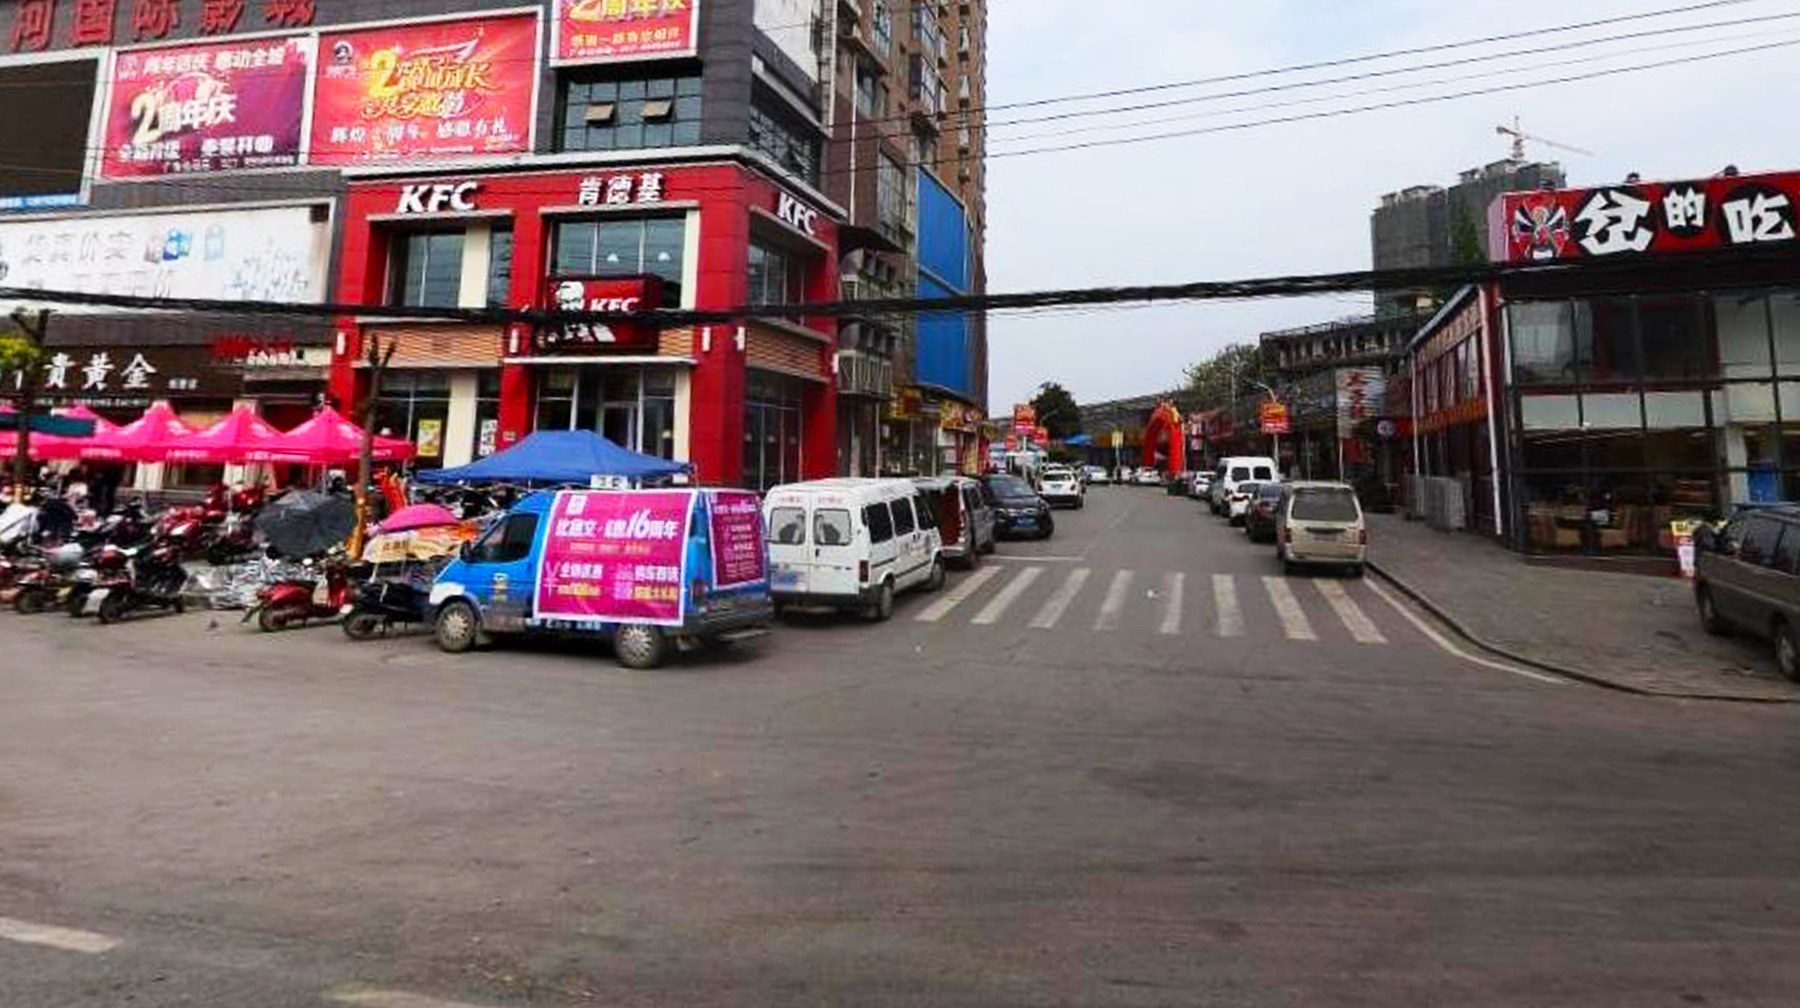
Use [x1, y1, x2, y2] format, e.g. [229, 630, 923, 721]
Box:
[549, 281, 617, 346]
[1512, 193, 1570, 260]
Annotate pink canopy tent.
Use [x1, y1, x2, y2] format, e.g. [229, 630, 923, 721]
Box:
[163, 406, 295, 465]
[92, 402, 200, 463]
[267, 406, 416, 465]
[2, 405, 121, 459]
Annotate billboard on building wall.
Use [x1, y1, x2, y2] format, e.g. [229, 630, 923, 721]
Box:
[554, 0, 700, 65]
[0, 57, 99, 210]
[1336, 368, 1387, 440]
[310, 14, 538, 165]
[0, 205, 330, 311]
[1497, 169, 1800, 263]
[100, 37, 313, 179]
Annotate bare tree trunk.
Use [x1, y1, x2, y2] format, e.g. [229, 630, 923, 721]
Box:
[9, 310, 49, 504]
[348, 337, 395, 559]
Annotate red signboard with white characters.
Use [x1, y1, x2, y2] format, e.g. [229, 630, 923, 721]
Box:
[554, 0, 700, 65]
[309, 14, 538, 166]
[538, 275, 665, 352]
[707, 490, 768, 589]
[1497, 169, 1800, 263]
[102, 36, 313, 178]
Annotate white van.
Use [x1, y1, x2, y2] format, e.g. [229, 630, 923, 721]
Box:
[764, 479, 946, 621]
[1209, 456, 1280, 523]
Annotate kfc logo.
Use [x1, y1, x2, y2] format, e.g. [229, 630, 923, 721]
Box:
[541, 278, 655, 350]
[396, 182, 482, 214]
[776, 191, 819, 237]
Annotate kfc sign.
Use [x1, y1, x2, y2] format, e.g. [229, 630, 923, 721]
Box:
[396, 182, 483, 215]
[538, 276, 664, 352]
[776, 191, 819, 237]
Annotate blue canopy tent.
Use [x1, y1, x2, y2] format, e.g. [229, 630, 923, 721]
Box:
[1062, 434, 1094, 446]
[415, 431, 691, 487]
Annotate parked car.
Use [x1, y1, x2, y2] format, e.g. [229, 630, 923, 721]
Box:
[429, 488, 774, 669]
[1039, 466, 1086, 509]
[1244, 482, 1286, 542]
[914, 476, 997, 569]
[981, 473, 1056, 540]
[1275, 481, 1367, 576]
[1210, 456, 1279, 516]
[1694, 506, 1800, 680]
[1134, 468, 1164, 487]
[764, 479, 946, 621]
[1189, 471, 1215, 500]
[1085, 465, 1111, 485]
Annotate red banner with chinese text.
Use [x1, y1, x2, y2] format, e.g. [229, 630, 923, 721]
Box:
[556, 0, 699, 64]
[101, 36, 312, 178]
[309, 14, 537, 165]
[1497, 169, 1800, 263]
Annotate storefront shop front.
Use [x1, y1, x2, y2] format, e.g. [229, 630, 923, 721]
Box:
[1436, 167, 1800, 555]
[329, 160, 843, 488]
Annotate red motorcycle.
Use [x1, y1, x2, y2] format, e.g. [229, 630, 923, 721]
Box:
[244, 556, 351, 632]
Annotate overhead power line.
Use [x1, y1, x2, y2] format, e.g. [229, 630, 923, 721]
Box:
[3, 245, 1793, 329]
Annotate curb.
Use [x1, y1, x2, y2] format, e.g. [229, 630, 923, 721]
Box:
[1366, 559, 1800, 705]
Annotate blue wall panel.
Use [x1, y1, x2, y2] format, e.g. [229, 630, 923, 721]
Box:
[916, 274, 973, 396]
[917, 171, 970, 291]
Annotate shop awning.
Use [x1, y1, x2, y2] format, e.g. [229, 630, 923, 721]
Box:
[416, 430, 690, 486]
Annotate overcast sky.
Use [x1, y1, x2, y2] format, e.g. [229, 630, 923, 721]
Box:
[982, 0, 1800, 411]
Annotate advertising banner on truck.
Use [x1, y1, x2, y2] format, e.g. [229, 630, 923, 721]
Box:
[708, 490, 767, 589]
[536, 490, 692, 627]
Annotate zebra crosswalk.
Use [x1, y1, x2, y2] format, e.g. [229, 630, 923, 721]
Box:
[914, 565, 1400, 645]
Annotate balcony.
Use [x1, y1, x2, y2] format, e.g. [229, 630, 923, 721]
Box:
[838, 347, 896, 400]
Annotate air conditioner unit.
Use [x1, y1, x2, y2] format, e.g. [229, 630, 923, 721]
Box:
[841, 277, 865, 300]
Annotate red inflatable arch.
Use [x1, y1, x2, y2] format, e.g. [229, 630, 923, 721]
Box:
[1141, 401, 1186, 475]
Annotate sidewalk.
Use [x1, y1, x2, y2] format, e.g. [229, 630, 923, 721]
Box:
[1366, 514, 1800, 702]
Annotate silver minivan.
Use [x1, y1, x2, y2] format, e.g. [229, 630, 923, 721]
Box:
[1275, 481, 1367, 576]
[1694, 507, 1800, 680]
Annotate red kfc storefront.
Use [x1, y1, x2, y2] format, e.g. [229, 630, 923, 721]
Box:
[329, 158, 842, 489]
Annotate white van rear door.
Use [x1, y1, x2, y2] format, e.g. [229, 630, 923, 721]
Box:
[809, 503, 860, 597]
[766, 497, 812, 594]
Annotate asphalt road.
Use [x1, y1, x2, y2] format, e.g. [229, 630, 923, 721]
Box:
[3, 486, 1799, 1007]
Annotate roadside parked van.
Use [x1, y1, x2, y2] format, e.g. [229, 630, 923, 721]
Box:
[429, 488, 775, 669]
[913, 476, 997, 568]
[764, 479, 946, 621]
[1275, 481, 1367, 576]
[1211, 456, 1279, 521]
[1694, 506, 1800, 680]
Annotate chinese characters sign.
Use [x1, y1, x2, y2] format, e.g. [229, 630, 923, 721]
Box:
[556, 0, 698, 65]
[310, 13, 537, 165]
[1336, 367, 1386, 440]
[1500, 170, 1800, 262]
[576, 170, 666, 207]
[101, 36, 311, 178]
[535, 491, 694, 627]
[707, 490, 766, 589]
[7, 344, 242, 407]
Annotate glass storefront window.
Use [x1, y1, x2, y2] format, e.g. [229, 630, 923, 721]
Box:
[1520, 394, 1580, 430]
[1773, 292, 1800, 375]
[744, 372, 805, 492]
[473, 371, 502, 459]
[1511, 302, 1582, 385]
[390, 232, 464, 309]
[551, 218, 686, 306]
[1638, 295, 1710, 381]
[1716, 292, 1773, 379]
[531, 367, 678, 458]
[1582, 392, 1642, 430]
[1644, 391, 1706, 428]
[1589, 298, 1639, 383]
[485, 227, 514, 309]
[374, 371, 452, 465]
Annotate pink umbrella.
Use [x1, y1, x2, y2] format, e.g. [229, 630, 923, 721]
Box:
[267, 405, 417, 464]
[163, 406, 294, 465]
[96, 402, 200, 463]
[378, 503, 461, 533]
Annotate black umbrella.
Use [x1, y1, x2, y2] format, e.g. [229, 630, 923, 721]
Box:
[254, 491, 357, 559]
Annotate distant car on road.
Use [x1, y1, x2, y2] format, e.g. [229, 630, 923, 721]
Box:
[981, 473, 1055, 540]
[1694, 506, 1800, 680]
[1244, 482, 1285, 542]
[1276, 481, 1367, 577]
[1133, 468, 1163, 486]
[1039, 466, 1085, 509]
[1188, 471, 1214, 499]
[914, 475, 997, 569]
[1084, 465, 1110, 485]
[1210, 456, 1279, 516]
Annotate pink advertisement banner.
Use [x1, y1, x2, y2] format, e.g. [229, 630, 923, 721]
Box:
[708, 490, 767, 589]
[102, 36, 312, 178]
[535, 491, 692, 627]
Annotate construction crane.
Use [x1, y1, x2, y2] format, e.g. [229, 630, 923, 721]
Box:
[1496, 116, 1593, 161]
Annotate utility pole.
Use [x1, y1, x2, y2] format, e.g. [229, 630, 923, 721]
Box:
[348, 335, 396, 559]
[6, 309, 50, 504]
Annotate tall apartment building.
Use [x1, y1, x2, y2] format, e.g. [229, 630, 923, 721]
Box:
[0, 0, 991, 491]
[1370, 159, 1565, 316]
[824, 0, 988, 477]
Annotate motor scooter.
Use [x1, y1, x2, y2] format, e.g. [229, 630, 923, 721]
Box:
[245, 555, 350, 632]
[341, 577, 433, 639]
[11, 543, 87, 614]
[90, 543, 188, 624]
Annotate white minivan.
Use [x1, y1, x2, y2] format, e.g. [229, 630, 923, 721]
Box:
[764, 479, 946, 621]
[1210, 456, 1280, 523]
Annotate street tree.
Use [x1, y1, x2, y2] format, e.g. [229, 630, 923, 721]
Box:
[1031, 382, 1082, 440]
[1184, 343, 1266, 412]
[1, 309, 49, 502]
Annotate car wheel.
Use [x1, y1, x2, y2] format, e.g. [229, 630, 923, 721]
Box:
[614, 624, 668, 670]
[435, 600, 481, 653]
[1775, 619, 1800, 682]
[1696, 584, 1729, 635]
[343, 612, 383, 641]
[926, 557, 947, 592]
[863, 580, 895, 622]
[1039, 518, 1056, 539]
